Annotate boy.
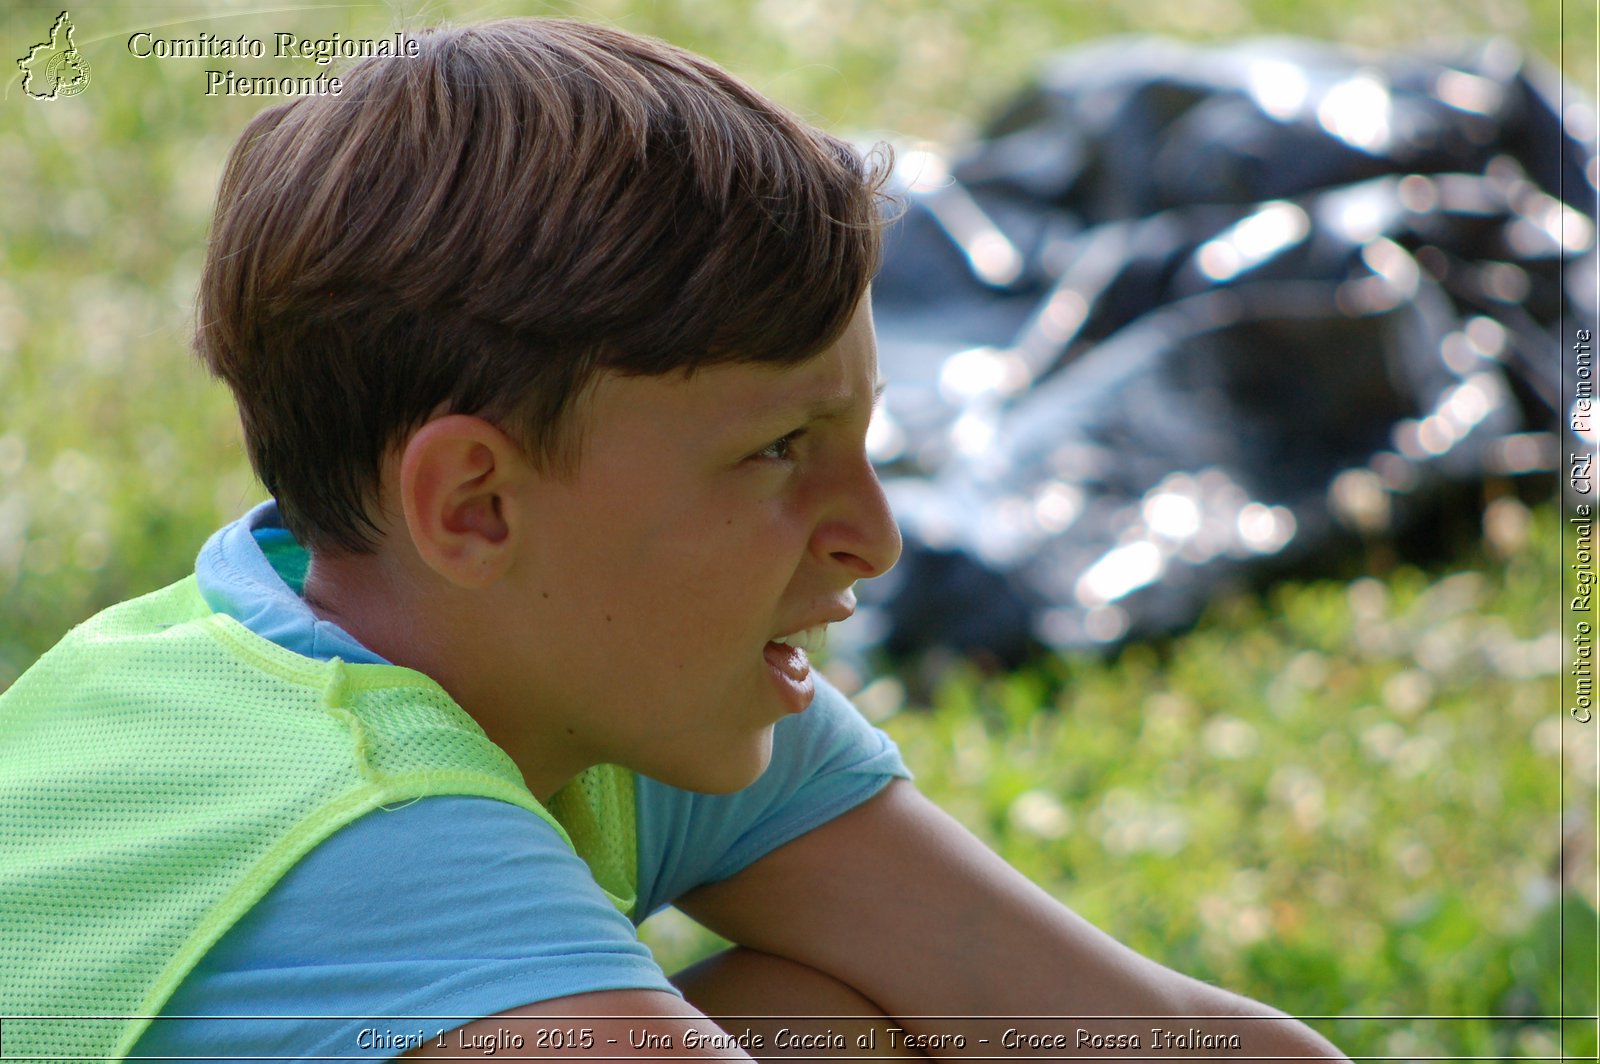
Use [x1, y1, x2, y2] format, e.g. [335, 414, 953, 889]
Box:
[0, 18, 1347, 1062]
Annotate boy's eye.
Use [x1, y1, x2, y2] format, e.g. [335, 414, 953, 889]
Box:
[753, 429, 805, 462]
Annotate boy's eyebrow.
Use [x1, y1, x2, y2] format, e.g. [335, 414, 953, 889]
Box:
[746, 378, 886, 425]
[804, 379, 887, 421]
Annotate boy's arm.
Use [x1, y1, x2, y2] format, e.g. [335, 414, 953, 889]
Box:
[675, 779, 1350, 1062]
[404, 989, 759, 1061]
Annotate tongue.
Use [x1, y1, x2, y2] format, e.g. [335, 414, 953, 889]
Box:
[763, 641, 810, 681]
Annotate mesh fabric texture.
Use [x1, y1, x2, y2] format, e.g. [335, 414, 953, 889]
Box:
[0, 576, 637, 1062]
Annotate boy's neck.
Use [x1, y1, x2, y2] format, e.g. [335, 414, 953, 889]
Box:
[301, 549, 586, 803]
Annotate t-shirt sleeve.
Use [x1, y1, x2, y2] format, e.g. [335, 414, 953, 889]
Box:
[131, 797, 679, 1061]
[632, 676, 912, 918]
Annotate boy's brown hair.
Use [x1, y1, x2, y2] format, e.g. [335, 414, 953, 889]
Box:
[195, 18, 889, 554]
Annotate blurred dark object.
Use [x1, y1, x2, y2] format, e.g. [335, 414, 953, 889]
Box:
[857, 37, 1596, 663]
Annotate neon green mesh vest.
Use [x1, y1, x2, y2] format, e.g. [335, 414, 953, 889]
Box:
[0, 576, 636, 1062]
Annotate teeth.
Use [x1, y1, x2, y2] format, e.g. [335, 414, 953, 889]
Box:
[771, 625, 828, 651]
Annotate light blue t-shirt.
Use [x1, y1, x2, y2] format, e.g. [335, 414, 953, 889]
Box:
[131, 501, 909, 1061]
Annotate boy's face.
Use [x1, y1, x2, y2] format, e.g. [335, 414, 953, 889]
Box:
[499, 299, 900, 794]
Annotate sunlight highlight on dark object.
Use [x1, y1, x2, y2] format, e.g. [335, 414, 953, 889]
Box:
[858, 37, 1595, 661]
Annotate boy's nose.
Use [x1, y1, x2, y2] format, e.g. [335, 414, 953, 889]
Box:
[814, 459, 902, 581]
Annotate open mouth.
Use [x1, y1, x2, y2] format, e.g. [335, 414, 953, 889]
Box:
[770, 624, 828, 653]
[762, 625, 826, 712]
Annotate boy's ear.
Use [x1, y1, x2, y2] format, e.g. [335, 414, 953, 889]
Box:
[397, 414, 525, 589]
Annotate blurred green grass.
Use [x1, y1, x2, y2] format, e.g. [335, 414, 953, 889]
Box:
[883, 505, 1588, 1059]
[3, 1, 1595, 1060]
